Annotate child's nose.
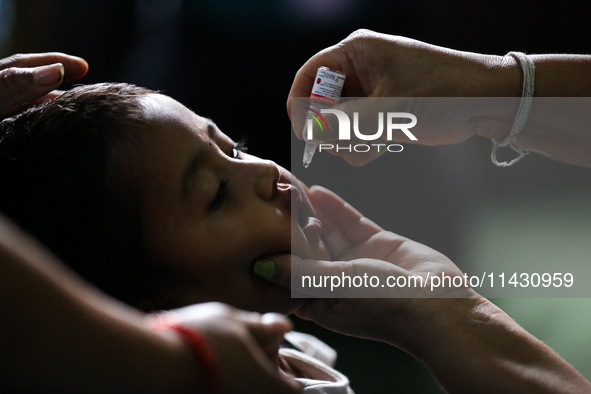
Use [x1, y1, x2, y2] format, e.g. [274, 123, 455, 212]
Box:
[249, 159, 280, 200]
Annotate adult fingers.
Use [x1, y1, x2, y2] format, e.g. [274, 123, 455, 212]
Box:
[255, 254, 343, 292]
[308, 185, 383, 244]
[306, 197, 353, 258]
[0, 64, 64, 111]
[170, 303, 302, 393]
[294, 297, 397, 343]
[220, 313, 303, 394]
[216, 324, 303, 394]
[289, 78, 370, 142]
[286, 44, 347, 124]
[171, 303, 291, 362]
[254, 253, 296, 289]
[242, 312, 292, 361]
[255, 253, 407, 298]
[31, 90, 64, 101]
[0, 52, 88, 82]
[0, 90, 64, 119]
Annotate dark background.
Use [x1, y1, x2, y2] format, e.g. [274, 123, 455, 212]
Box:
[3, 1, 591, 392]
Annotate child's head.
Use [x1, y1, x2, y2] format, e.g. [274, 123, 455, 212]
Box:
[0, 83, 329, 313]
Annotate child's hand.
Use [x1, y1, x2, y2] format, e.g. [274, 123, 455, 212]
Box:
[0, 52, 88, 119]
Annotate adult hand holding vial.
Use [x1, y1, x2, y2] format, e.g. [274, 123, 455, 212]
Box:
[288, 29, 591, 168]
[302, 67, 345, 168]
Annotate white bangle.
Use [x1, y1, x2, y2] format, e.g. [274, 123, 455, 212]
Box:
[491, 51, 535, 167]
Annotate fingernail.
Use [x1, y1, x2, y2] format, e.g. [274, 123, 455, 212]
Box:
[308, 185, 319, 193]
[253, 259, 275, 279]
[33, 63, 64, 86]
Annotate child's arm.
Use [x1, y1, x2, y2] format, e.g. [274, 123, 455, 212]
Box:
[0, 215, 300, 393]
[260, 186, 591, 393]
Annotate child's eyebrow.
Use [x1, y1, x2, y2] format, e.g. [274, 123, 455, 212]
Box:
[180, 119, 217, 200]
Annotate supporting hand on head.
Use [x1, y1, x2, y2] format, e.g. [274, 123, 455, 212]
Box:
[0, 52, 88, 119]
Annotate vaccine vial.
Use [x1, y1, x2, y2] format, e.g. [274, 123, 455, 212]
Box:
[302, 66, 346, 168]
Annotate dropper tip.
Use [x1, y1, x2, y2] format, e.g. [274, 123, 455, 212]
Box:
[303, 143, 317, 169]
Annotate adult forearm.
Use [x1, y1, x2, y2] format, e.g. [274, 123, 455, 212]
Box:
[530, 55, 591, 97]
[408, 297, 591, 394]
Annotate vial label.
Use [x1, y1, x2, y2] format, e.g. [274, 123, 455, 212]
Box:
[310, 67, 345, 106]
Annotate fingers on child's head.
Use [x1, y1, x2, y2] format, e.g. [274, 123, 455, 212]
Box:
[0, 65, 62, 109]
[0, 53, 88, 81]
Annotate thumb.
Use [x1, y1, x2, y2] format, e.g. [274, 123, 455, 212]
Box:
[253, 253, 306, 290]
[0, 63, 64, 111]
[256, 253, 422, 299]
[254, 253, 337, 294]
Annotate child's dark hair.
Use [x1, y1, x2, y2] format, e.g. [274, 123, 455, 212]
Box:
[0, 83, 176, 311]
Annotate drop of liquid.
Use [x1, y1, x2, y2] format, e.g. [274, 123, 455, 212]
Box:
[303, 162, 310, 168]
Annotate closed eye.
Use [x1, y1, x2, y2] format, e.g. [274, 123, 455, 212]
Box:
[210, 139, 247, 211]
[209, 180, 228, 211]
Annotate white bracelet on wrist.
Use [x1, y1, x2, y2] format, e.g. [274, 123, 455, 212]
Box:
[491, 51, 535, 167]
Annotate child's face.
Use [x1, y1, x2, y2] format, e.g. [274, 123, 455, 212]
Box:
[134, 94, 329, 313]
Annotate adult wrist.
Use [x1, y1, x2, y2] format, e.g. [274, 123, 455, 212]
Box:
[471, 54, 525, 141]
[155, 329, 206, 392]
[444, 52, 521, 98]
[388, 292, 485, 361]
[146, 314, 214, 394]
[486, 54, 523, 97]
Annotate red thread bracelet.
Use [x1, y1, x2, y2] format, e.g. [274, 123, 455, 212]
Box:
[147, 314, 219, 394]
